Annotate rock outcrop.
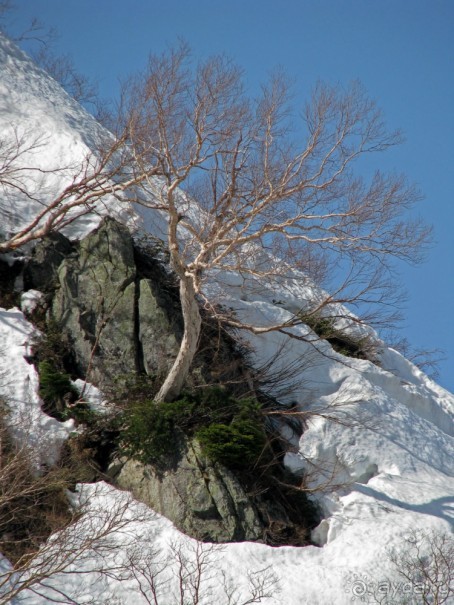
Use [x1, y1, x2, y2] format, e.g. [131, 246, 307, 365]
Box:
[110, 439, 263, 542]
[5, 217, 317, 545]
[48, 218, 181, 389]
[20, 216, 252, 396]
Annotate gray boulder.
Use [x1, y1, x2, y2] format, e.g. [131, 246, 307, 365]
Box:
[110, 438, 264, 542]
[50, 217, 179, 388]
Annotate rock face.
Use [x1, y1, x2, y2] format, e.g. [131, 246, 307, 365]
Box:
[48, 217, 181, 389]
[23, 232, 75, 293]
[111, 439, 263, 542]
[10, 217, 317, 545]
[20, 218, 267, 543]
[110, 437, 318, 545]
[29, 217, 250, 395]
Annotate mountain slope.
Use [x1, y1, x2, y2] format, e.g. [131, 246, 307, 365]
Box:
[0, 33, 453, 604]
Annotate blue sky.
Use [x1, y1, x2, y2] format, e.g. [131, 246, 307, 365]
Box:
[9, 0, 454, 391]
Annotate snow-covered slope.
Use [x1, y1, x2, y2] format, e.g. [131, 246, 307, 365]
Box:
[0, 33, 148, 245]
[0, 33, 453, 604]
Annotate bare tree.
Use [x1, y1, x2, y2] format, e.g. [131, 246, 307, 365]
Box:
[31, 46, 100, 111]
[372, 529, 453, 605]
[0, 3, 56, 48]
[0, 400, 279, 604]
[0, 412, 70, 566]
[110, 537, 280, 605]
[0, 125, 143, 253]
[1, 41, 431, 402]
[0, 458, 279, 604]
[116, 44, 431, 402]
[0, 0, 13, 23]
[0, 479, 153, 604]
[0, 3, 105, 117]
[0, 403, 154, 604]
[386, 335, 445, 381]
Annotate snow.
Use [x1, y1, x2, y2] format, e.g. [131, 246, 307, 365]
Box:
[0, 32, 453, 604]
[0, 34, 142, 247]
[73, 378, 112, 414]
[20, 289, 44, 314]
[0, 307, 74, 466]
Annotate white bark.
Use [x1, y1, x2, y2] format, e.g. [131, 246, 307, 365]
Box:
[154, 275, 202, 402]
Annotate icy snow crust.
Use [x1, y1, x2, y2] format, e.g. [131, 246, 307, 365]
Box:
[0, 33, 453, 604]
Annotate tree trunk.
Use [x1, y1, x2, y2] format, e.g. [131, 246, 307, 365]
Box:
[154, 275, 202, 402]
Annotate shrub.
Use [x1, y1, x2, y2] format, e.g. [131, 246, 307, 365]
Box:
[38, 360, 97, 425]
[65, 401, 98, 425]
[33, 319, 75, 370]
[0, 409, 73, 564]
[121, 400, 176, 465]
[196, 418, 267, 469]
[38, 360, 80, 420]
[34, 320, 94, 422]
[299, 313, 373, 360]
[121, 387, 268, 469]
